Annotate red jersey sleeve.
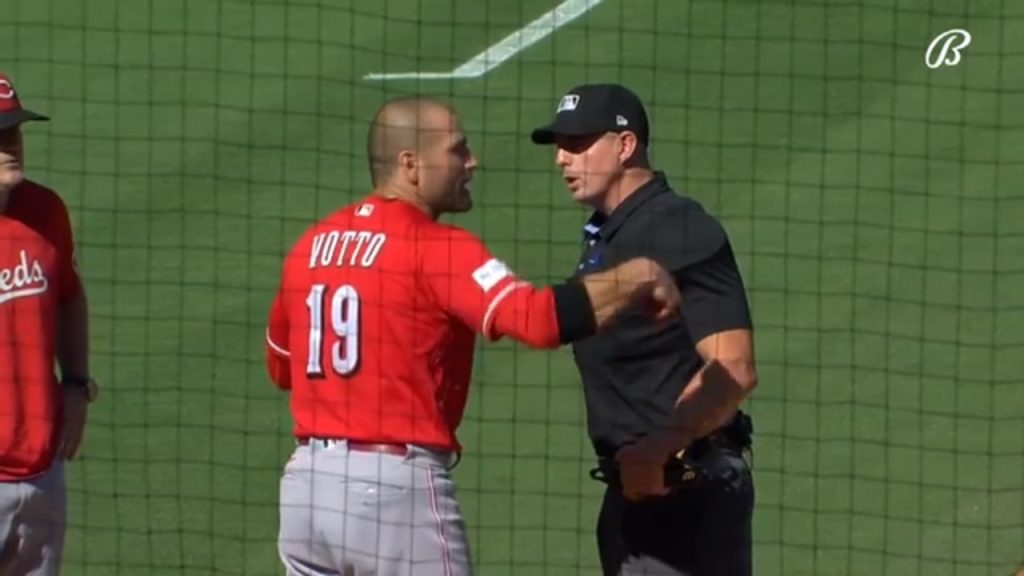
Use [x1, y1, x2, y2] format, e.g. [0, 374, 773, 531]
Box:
[421, 226, 562, 349]
[265, 287, 291, 389]
[51, 193, 82, 302]
[266, 288, 289, 357]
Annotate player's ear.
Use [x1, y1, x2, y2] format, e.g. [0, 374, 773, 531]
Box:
[398, 149, 418, 184]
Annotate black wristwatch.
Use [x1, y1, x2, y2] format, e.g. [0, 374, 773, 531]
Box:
[61, 374, 99, 403]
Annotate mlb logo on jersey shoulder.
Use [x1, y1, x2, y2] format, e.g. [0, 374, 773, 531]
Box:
[557, 94, 579, 113]
[356, 204, 374, 217]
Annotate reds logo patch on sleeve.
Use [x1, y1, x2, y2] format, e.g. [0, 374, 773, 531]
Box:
[472, 258, 510, 292]
[0, 79, 15, 100]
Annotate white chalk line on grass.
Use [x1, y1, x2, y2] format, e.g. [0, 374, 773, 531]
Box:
[364, 0, 604, 81]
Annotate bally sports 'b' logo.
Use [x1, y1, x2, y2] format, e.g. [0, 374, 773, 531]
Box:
[925, 28, 972, 69]
[0, 79, 14, 100]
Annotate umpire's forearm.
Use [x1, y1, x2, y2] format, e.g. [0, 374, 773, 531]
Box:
[57, 289, 90, 379]
[659, 359, 756, 452]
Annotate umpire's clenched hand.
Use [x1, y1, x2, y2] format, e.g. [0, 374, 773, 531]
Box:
[59, 386, 90, 460]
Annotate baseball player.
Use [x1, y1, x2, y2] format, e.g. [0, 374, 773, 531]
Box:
[265, 96, 681, 576]
[0, 73, 98, 575]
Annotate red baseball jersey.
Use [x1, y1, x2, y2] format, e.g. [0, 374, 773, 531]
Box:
[0, 180, 82, 480]
[265, 195, 562, 452]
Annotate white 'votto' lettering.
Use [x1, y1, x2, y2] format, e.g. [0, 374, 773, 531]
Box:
[307, 231, 387, 269]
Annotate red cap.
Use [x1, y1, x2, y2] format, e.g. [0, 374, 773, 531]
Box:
[0, 74, 48, 131]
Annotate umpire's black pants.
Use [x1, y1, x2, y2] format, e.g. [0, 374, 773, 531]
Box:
[596, 446, 754, 576]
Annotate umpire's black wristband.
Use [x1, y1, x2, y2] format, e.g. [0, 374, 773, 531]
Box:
[552, 280, 596, 344]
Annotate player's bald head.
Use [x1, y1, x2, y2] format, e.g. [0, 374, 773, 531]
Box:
[367, 96, 455, 187]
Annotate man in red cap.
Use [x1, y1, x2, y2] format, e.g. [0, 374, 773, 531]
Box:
[0, 73, 97, 575]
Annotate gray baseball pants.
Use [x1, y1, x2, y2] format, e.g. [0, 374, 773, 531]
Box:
[278, 439, 471, 576]
[0, 461, 66, 576]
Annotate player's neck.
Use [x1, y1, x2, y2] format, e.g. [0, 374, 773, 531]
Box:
[372, 185, 439, 220]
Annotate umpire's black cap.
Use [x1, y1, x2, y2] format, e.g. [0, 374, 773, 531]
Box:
[0, 73, 49, 131]
[530, 83, 649, 147]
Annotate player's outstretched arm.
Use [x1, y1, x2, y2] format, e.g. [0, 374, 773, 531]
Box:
[573, 256, 681, 329]
[423, 228, 680, 349]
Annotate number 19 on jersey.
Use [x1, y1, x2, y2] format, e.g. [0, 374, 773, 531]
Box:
[305, 284, 360, 377]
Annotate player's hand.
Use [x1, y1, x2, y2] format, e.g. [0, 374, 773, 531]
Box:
[626, 257, 681, 322]
[59, 386, 91, 460]
[614, 434, 676, 501]
[647, 265, 681, 322]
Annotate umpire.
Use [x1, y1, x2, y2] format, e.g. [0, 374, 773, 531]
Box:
[530, 83, 759, 576]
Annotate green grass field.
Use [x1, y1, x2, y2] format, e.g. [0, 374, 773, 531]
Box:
[4, 0, 1024, 574]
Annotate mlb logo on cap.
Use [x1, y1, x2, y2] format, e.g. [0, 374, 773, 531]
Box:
[0, 74, 49, 131]
[557, 94, 580, 113]
[530, 83, 650, 147]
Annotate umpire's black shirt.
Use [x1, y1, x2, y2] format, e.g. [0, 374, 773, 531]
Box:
[571, 171, 753, 458]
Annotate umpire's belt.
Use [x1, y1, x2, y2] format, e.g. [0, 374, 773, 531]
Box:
[589, 451, 704, 491]
[589, 411, 753, 491]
